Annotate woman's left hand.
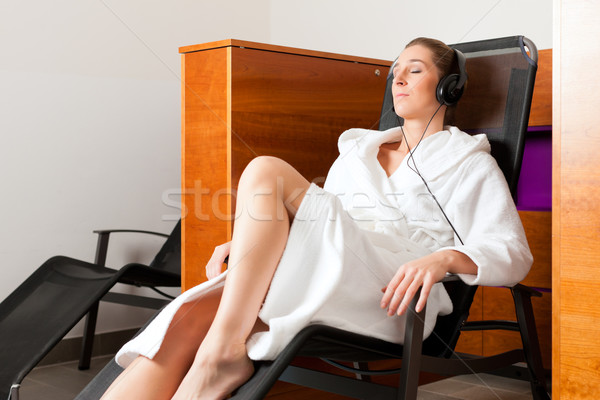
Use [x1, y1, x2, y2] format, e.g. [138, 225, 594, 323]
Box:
[380, 251, 453, 316]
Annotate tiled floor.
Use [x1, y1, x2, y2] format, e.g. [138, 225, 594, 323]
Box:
[18, 356, 536, 399]
[417, 374, 534, 399]
[19, 355, 114, 400]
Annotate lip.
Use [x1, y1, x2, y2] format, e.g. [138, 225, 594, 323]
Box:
[395, 93, 409, 98]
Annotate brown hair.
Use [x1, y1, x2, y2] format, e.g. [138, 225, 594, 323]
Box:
[404, 37, 462, 123]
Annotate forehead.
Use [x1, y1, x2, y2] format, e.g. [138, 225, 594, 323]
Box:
[396, 45, 434, 65]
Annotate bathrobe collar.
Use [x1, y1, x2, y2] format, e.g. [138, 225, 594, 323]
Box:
[339, 126, 491, 177]
[336, 126, 491, 209]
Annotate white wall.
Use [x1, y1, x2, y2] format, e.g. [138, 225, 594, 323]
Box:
[269, 0, 552, 60]
[0, 0, 551, 338]
[0, 0, 270, 337]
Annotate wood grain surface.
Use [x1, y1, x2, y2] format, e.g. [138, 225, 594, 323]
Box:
[181, 42, 390, 289]
[553, 1, 600, 397]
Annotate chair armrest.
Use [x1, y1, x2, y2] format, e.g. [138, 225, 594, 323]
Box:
[441, 275, 543, 299]
[461, 283, 544, 334]
[93, 229, 170, 267]
[441, 274, 461, 283]
[508, 283, 543, 298]
[93, 229, 169, 238]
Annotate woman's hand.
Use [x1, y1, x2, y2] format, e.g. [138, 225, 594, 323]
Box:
[205, 241, 231, 280]
[380, 250, 477, 316]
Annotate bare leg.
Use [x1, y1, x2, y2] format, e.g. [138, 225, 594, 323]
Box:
[100, 156, 308, 400]
[173, 156, 310, 399]
[100, 286, 223, 400]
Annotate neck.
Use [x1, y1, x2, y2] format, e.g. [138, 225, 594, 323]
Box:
[400, 110, 445, 150]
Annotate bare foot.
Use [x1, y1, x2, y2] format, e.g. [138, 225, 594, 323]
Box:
[172, 342, 254, 400]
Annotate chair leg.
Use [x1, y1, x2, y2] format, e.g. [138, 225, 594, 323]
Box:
[78, 301, 99, 370]
[78, 231, 110, 370]
[511, 288, 550, 400]
[397, 290, 426, 400]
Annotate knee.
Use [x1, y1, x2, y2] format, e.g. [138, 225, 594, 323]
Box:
[239, 156, 284, 187]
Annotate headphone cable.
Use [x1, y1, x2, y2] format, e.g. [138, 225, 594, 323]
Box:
[399, 105, 465, 246]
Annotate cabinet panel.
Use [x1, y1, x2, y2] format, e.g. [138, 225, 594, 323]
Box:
[520, 211, 552, 289]
[181, 41, 390, 289]
[554, 2, 600, 397]
[229, 46, 388, 192]
[529, 49, 552, 127]
[181, 48, 231, 289]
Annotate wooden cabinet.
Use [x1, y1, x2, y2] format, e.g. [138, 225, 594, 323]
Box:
[180, 40, 391, 290]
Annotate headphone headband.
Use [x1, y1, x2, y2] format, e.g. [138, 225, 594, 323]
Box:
[436, 48, 468, 106]
[453, 49, 468, 94]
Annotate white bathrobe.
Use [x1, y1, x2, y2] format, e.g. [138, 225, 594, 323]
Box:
[116, 126, 533, 366]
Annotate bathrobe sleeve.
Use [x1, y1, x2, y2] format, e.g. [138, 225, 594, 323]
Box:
[438, 152, 533, 287]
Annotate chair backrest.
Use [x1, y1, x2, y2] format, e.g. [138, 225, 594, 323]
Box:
[148, 219, 182, 276]
[378, 36, 538, 357]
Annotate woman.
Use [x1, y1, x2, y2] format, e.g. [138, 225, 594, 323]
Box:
[102, 38, 532, 399]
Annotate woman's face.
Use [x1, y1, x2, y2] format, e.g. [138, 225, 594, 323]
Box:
[391, 44, 443, 121]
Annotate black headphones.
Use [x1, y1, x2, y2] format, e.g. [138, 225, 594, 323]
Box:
[435, 48, 468, 106]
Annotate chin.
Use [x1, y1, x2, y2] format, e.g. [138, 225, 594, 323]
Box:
[395, 111, 416, 121]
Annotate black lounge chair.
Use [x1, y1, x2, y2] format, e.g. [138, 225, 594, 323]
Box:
[0, 221, 181, 400]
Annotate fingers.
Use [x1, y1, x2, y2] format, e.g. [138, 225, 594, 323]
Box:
[380, 267, 432, 316]
[380, 271, 405, 310]
[391, 279, 422, 316]
[206, 262, 222, 280]
[381, 268, 416, 316]
[416, 276, 434, 313]
[205, 242, 232, 280]
[380, 252, 449, 317]
[205, 257, 221, 280]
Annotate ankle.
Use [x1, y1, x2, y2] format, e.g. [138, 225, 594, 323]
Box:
[202, 323, 247, 351]
[196, 337, 248, 366]
[174, 342, 254, 400]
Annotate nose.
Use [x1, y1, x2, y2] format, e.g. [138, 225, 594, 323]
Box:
[393, 74, 406, 86]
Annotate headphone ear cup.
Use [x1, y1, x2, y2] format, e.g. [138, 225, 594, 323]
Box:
[436, 73, 463, 106]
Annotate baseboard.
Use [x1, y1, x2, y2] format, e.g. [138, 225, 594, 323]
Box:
[38, 328, 140, 367]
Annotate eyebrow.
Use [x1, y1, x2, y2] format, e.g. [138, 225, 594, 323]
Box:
[393, 59, 426, 73]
